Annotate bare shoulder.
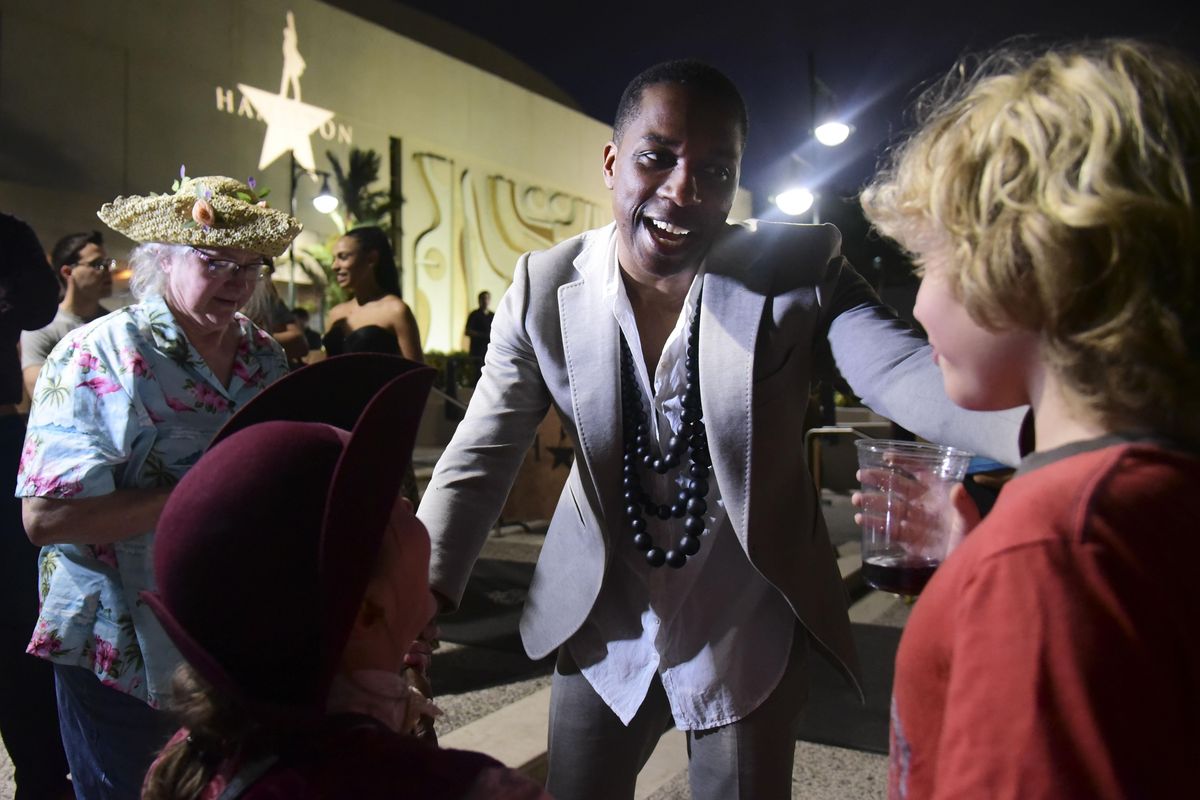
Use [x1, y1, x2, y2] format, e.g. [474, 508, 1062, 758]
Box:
[326, 301, 352, 327]
[377, 294, 412, 315]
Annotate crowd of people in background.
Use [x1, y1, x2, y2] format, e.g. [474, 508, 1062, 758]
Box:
[0, 33, 1196, 800]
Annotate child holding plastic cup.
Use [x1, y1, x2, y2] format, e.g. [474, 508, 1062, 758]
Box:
[861, 39, 1200, 798]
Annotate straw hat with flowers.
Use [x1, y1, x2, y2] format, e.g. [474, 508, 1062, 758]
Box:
[97, 166, 302, 258]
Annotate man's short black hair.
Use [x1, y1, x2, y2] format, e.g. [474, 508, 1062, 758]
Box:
[50, 230, 103, 269]
[613, 60, 748, 147]
[478, 290, 490, 304]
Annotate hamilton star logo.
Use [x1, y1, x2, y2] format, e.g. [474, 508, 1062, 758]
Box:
[237, 11, 333, 171]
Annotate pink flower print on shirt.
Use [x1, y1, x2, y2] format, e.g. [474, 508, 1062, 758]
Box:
[27, 624, 64, 658]
[232, 358, 254, 384]
[92, 544, 119, 569]
[18, 437, 38, 476]
[76, 352, 100, 373]
[121, 348, 151, 378]
[92, 637, 120, 675]
[78, 376, 122, 397]
[164, 394, 196, 414]
[189, 381, 230, 413]
[30, 473, 83, 498]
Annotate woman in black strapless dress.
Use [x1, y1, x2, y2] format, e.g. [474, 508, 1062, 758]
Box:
[323, 227, 423, 504]
[323, 226, 423, 362]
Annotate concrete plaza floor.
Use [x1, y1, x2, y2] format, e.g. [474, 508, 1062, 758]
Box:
[0, 490, 906, 799]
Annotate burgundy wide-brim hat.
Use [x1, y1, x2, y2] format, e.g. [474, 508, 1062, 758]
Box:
[141, 353, 435, 718]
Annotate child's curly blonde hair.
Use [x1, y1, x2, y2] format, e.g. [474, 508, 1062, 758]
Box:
[862, 39, 1200, 443]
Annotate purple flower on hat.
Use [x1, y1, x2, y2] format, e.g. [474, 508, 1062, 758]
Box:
[180, 164, 187, 180]
[248, 176, 257, 190]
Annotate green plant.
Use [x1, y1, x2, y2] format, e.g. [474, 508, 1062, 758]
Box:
[424, 351, 478, 389]
[298, 147, 400, 311]
[326, 148, 400, 230]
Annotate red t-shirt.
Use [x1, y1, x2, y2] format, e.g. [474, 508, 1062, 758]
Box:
[889, 438, 1200, 799]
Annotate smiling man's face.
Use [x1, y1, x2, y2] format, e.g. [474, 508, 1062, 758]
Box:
[603, 82, 743, 282]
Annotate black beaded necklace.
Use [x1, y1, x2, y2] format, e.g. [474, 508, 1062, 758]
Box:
[620, 288, 710, 569]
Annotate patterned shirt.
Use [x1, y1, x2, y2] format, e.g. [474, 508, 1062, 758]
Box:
[16, 293, 287, 707]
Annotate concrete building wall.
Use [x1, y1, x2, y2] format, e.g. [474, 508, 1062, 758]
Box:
[0, 0, 751, 350]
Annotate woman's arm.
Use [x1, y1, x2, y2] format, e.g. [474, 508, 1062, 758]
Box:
[391, 298, 424, 363]
[23, 488, 172, 546]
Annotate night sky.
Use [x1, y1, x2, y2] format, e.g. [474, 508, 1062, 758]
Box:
[396, 0, 1199, 219]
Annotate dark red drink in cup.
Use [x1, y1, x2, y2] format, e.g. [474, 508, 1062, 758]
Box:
[855, 440, 973, 597]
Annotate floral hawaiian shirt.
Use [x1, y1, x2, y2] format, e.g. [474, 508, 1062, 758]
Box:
[16, 293, 287, 707]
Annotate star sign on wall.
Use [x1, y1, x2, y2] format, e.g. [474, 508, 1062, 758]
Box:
[237, 11, 334, 171]
[237, 85, 333, 171]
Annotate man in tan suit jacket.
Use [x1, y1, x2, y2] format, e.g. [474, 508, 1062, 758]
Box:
[418, 61, 1022, 800]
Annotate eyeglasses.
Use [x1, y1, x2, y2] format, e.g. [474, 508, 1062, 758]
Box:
[189, 248, 271, 281]
[74, 258, 116, 272]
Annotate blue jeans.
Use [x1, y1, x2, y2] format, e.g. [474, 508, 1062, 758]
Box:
[54, 664, 175, 800]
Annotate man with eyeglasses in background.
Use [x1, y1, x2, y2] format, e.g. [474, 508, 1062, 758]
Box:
[21, 230, 114, 397]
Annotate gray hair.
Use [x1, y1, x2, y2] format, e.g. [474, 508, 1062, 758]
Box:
[127, 242, 179, 301]
[127, 242, 268, 314]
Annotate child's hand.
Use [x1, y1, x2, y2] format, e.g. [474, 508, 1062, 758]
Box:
[946, 483, 981, 552]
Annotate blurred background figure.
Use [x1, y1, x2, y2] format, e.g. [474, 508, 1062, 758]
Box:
[21, 230, 114, 398]
[324, 226, 423, 363]
[140, 355, 549, 800]
[18, 175, 297, 798]
[0, 212, 71, 800]
[247, 270, 309, 368]
[291, 305, 324, 360]
[464, 290, 493, 376]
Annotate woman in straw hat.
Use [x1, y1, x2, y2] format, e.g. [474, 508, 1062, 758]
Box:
[140, 354, 549, 799]
[16, 171, 300, 798]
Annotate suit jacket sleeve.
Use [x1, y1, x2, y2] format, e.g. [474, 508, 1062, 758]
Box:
[820, 258, 1025, 465]
[417, 252, 553, 609]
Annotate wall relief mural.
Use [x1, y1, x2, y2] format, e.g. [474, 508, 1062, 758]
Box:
[407, 150, 601, 353]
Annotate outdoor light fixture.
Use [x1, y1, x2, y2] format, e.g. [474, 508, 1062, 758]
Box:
[814, 120, 851, 147]
[287, 154, 342, 305]
[775, 187, 815, 217]
[312, 174, 339, 213]
[809, 52, 852, 148]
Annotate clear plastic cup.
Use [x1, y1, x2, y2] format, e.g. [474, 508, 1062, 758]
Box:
[854, 439, 973, 596]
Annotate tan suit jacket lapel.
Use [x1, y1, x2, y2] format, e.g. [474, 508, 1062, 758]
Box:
[700, 245, 766, 551]
[559, 233, 622, 549]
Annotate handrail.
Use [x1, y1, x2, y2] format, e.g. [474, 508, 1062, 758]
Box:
[804, 425, 878, 491]
[431, 385, 469, 413]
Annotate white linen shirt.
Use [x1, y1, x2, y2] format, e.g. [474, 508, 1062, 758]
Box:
[566, 231, 798, 730]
